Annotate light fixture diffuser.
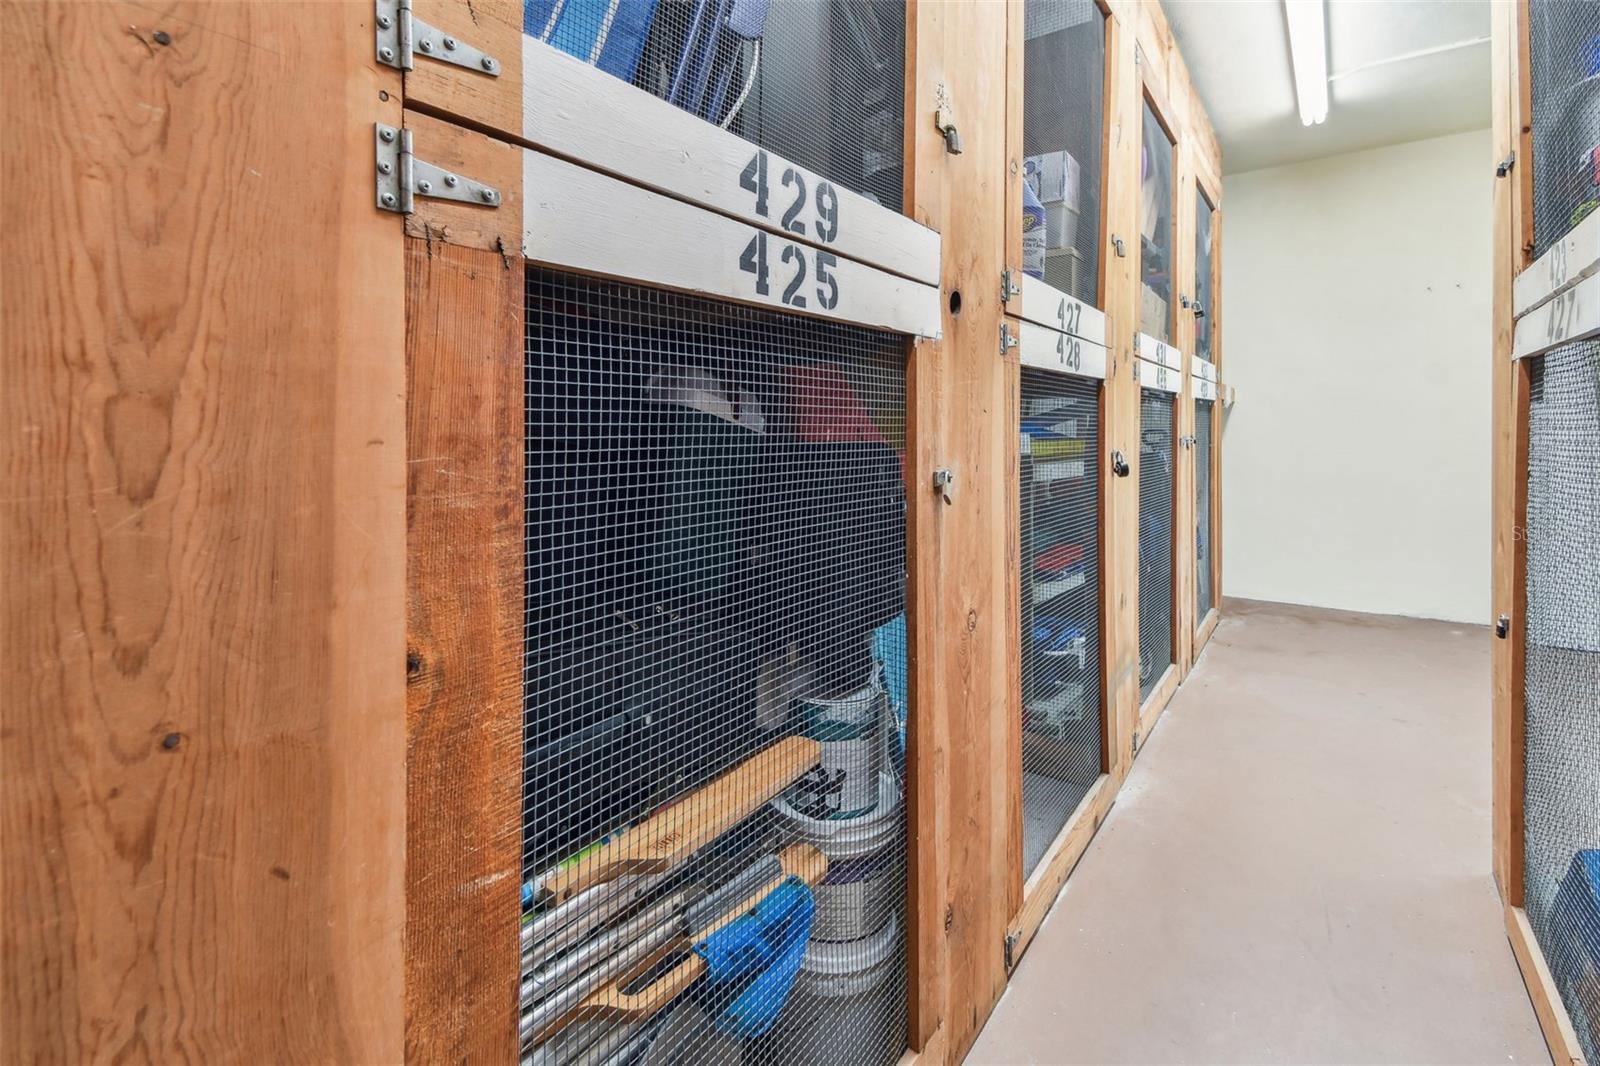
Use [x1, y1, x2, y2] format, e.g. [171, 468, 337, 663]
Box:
[1284, 0, 1329, 126]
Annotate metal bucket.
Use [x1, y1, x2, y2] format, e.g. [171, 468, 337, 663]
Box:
[763, 912, 903, 1064]
[796, 669, 889, 817]
[773, 771, 902, 942]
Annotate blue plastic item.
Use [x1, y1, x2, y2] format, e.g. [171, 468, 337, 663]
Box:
[1549, 850, 1600, 1041]
[525, 0, 658, 82]
[873, 613, 907, 775]
[692, 876, 815, 1038]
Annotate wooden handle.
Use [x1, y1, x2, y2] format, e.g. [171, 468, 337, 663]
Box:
[541, 735, 822, 903]
[561, 843, 829, 1030]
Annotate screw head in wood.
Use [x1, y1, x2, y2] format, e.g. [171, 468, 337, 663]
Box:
[443, 36, 457, 49]
[418, 37, 433, 52]
[417, 179, 432, 193]
[378, 161, 392, 174]
[480, 189, 497, 203]
[377, 13, 391, 28]
[481, 57, 497, 71]
[444, 174, 458, 187]
[379, 46, 395, 61]
[152, 29, 172, 45]
[379, 126, 395, 142]
[381, 192, 397, 207]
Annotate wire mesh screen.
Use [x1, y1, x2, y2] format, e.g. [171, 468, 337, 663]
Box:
[1137, 387, 1174, 704]
[1195, 192, 1214, 362]
[1195, 398, 1214, 622]
[1018, 369, 1102, 876]
[1522, 339, 1600, 1060]
[1021, 0, 1105, 306]
[522, 268, 910, 1065]
[1528, 1, 1600, 258]
[1139, 97, 1174, 343]
[525, 0, 906, 211]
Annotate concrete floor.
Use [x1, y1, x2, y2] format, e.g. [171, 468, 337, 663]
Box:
[967, 599, 1550, 1065]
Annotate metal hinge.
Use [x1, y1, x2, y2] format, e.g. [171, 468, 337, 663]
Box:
[1004, 931, 1020, 970]
[1001, 322, 1019, 356]
[376, 0, 501, 75]
[1496, 152, 1515, 179]
[375, 123, 501, 214]
[1002, 269, 1022, 304]
[1112, 234, 1127, 258]
[1131, 331, 1142, 357]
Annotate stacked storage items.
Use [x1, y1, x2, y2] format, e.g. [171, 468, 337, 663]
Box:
[1018, 374, 1102, 874]
[1519, 3, 1600, 1057]
[521, 273, 910, 1065]
[1020, 0, 1104, 303]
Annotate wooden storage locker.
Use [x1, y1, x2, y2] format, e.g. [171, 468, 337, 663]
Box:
[4, 1, 1222, 1062]
[1492, 2, 1600, 1063]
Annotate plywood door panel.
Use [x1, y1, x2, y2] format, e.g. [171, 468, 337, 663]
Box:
[2, 2, 406, 1059]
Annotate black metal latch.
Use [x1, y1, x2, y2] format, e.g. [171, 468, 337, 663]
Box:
[1111, 450, 1130, 477]
[1496, 614, 1511, 639]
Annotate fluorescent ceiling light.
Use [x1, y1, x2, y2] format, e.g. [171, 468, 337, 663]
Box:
[1284, 0, 1329, 126]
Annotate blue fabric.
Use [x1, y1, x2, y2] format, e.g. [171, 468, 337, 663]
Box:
[692, 876, 815, 1038]
[524, 0, 657, 82]
[874, 613, 908, 774]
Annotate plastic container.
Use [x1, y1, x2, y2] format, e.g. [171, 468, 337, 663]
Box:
[796, 669, 890, 817]
[762, 912, 904, 1064]
[773, 770, 902, 941]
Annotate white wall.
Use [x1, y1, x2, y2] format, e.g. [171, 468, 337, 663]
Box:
[1220, 128, 1492, 624]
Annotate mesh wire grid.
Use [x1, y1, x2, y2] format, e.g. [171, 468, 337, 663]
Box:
[1137, 387, 1175, 704]
[1018, 369, 1103, 876]
[1021, 0, 1105, 306]
[1194, 191, 1214, 362]
[1195, 398, 1213, 622]
[525, 0, 906, 211]
[1521, 339, 1600, 1060]
[1139, 98, 1175, 343]
[1528, 1, 1600, 258]
[522, 267, 910, 1066]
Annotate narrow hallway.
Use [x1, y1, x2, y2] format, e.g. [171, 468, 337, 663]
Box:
[968, 599, 1548, 1065]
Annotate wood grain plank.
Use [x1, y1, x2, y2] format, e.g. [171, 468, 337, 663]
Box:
[404, 238, 523, 1063]
[1506, 905, 1587, 1065]
[2, 3, 406, 1060]
[1005, 775, 1114, 969]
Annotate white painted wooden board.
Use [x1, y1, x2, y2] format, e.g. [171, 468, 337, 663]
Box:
[1134, 357, 1181, 394]
[1018, 320, 1109, 381]
[1135, 333, 1183, 372]
[1514, 208, 1600, 317]
[1011, 273, 1108, 346]
[524, 149, 942, 338]
[1513, 270, 1600, 360]
[521, 37, 940, 286]
[1192, 355, 1216, 382]
[1191, 376, 1216, 401]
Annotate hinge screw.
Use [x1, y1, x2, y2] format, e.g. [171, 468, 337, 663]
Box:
[381, 192, 398, 208]
[481, 56, 498, 72]
[443, 36, 457, 50]
[379, 46, 395, 62]
[481, 189, 497, 203]
[418, 38, 434, 53]
[377, 13, 391, 28]
[418, 179, 432, 193]
[444, 174, 459, 187]
[378, 161, 392, 174]
[379, 126, 396, 143]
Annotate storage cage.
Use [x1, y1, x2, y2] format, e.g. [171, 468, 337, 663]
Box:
[1195, 395, 1214, 621]
[1136, 383, 1175, 703]
[1017, 370, 1102, 876]
[1138, 96, 1175, 343]
[1021, 0, 1105, 306]
[517, 3, 927, 1062]
[1520, 5, 1600, 1051]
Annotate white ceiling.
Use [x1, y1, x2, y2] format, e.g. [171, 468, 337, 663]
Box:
[1164, 0, 1492, 174]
